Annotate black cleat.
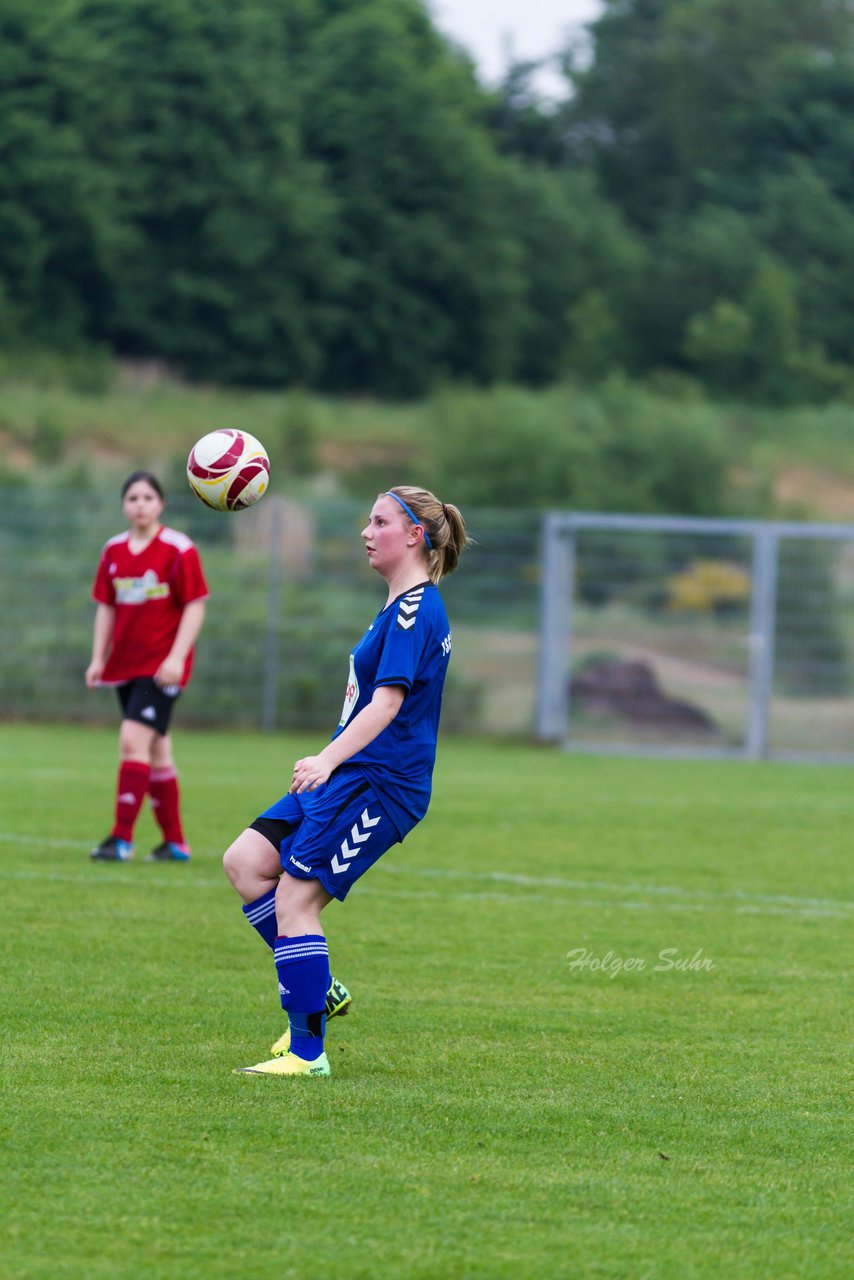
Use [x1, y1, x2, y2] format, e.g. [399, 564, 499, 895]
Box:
[90, 836, 134, 862]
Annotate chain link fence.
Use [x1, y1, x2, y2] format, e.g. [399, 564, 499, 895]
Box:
[537, 513, 854, 761]
[1, 487, 540, 738]
[4, 490, 854, 758]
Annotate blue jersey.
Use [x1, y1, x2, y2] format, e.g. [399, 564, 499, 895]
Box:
[333, 580, 452, 836]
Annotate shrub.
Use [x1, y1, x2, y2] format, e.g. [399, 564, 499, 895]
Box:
[427, 377, 734, 516]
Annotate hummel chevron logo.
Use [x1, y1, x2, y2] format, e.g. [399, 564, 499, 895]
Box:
[396, 588, 424, 631]
[331, 808, 381, 874]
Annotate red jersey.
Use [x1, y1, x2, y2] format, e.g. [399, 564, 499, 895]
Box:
[92, 525, 209, 686]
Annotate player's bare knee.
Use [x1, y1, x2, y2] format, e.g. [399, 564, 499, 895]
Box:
[150, 733, 174, 770]
[222, 839, 254, 892]
[222, 842, 241, 887]
[223, 828, 280, 899]
[119, 720, 154, 761]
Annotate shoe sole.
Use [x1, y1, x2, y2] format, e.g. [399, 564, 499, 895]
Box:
[235, 1053, 331, 1077]
[235, 1065, 331, 1077]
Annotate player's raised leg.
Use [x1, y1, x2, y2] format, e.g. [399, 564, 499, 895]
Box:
[224, 820, 352, 1057]
[223, 827, 282, 916]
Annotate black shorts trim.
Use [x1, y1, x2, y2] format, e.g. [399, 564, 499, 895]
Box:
[330, 779, 369, 822]
[249, 780, 367, 854]
[250, 815, 295, 852]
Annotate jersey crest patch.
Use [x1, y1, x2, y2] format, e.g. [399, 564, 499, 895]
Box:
[396, 586, 425, 631]
[339, 654, 359, 728]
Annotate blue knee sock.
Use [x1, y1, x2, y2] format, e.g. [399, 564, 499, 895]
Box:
[242, 888, 278, 949]
[274, 934, 330, 1062]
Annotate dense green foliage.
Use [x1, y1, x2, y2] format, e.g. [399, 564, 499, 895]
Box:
[0, 0, 544, 393]
[5, 360, 854, 520]
[557, 0, 854, 402]
[2, 724, 852, 1278]
[425, 378, 743, 514]
[3, 0, 854, 400]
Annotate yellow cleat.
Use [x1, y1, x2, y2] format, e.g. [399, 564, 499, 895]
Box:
[270, 1030, 291, 1058]
[235, 1051, 331, 1077]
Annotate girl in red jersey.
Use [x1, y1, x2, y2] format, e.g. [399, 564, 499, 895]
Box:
[86, 471, 208, 862]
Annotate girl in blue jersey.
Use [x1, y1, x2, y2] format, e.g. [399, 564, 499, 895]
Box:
[224, 486, 469, 1076]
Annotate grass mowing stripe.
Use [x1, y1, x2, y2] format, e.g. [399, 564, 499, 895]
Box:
[3, 829, 850, 911]
[1, 861, 851, 917]
[0, 723, 851, 1280]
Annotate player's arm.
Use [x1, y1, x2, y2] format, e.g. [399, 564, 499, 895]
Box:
[85, 603, 115, 687]
[155, 599, 206, 687]
[290, 684, 405, 794]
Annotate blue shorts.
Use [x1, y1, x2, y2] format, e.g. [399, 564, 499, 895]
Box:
[253, 768, 401, 902]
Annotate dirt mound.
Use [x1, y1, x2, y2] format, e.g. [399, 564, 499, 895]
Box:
[774, 465, 854, 520]
[572, 659, 719, 734]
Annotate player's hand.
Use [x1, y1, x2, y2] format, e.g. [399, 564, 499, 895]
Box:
[154, 656, 183, 688]
[289, 755, 332, 794]
[85, 659, 104, 688]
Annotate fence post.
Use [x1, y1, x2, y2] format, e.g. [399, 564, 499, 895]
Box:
[536, 514, 575, 742]
[746, 525, 779, 760]
[261, 499, 285, 732]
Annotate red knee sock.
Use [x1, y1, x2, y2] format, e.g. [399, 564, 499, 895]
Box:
[112, 761, 151, 842]
[149, 766, 185, 845]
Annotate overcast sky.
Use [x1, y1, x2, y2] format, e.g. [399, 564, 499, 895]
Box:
[431, 0, 603, 90]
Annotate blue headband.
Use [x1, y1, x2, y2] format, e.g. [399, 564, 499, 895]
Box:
[385, 491, 433, 549]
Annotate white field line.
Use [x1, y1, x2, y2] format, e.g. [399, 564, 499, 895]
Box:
[0, 833, 96, 850]
[378, 864, 854, 914]
[0, 833, 851, 919]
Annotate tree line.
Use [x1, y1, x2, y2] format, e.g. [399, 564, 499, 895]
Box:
[2, 0, 854, 401]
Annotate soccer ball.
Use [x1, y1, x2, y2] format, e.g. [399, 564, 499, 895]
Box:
[186, 429, 270, 511]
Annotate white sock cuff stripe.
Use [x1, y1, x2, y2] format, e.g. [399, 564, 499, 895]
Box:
[274, 942, 329, 961]
[243, 890, 277, 923]
[274, 940, 329, 952]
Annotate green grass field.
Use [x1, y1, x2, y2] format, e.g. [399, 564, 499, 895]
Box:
[1, 723, 851, 1279]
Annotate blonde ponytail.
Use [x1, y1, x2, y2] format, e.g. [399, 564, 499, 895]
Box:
[385, 486, 471, 583]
